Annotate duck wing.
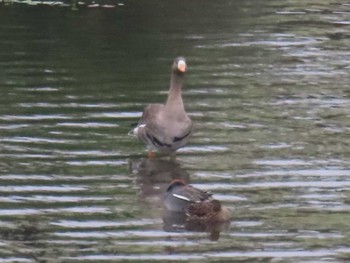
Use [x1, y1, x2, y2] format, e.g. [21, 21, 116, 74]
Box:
[172, 185, 212, 203]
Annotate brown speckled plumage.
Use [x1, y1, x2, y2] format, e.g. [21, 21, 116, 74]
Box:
[187, 199, 231, 224]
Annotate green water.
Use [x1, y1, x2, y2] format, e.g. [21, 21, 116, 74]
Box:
[1, 1, 350, 262]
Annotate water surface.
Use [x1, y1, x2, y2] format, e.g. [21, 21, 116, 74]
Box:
[1, 0, 350, 262]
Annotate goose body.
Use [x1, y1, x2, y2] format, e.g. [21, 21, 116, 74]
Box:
[132, 57, 193, 154]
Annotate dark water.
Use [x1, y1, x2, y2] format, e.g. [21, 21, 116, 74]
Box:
[1, 0, 350, 262]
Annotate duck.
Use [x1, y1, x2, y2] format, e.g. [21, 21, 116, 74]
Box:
[130, 57, 193, 157]
[164, 179, 231, 223]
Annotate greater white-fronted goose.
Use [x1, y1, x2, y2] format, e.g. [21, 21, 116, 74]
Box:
[131, 57, 193, 156]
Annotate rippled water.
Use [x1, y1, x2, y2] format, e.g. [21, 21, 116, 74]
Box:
[1, 0, 350, 262]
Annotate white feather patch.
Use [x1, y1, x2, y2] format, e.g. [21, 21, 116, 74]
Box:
[130, 124, 146, 136]
[172, 193, 191, 202]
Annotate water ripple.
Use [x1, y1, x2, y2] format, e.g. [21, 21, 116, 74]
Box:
[0, 207, 110, 216]
[56, 122, 118, 128]
[0, 114, 71, 120]
[51, 219, 157, 228]
[0, 185, 87, 193]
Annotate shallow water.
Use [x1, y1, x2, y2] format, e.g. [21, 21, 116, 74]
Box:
[1, 0, 350, 262]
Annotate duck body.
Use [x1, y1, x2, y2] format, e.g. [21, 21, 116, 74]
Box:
[132, 57, 193, 154]
[187, 199, 231, 224]
[164, 179, 213, 212]
[163, 179, 231, 223]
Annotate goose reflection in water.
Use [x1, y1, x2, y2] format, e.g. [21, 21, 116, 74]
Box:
[131, 157, 190, 209]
